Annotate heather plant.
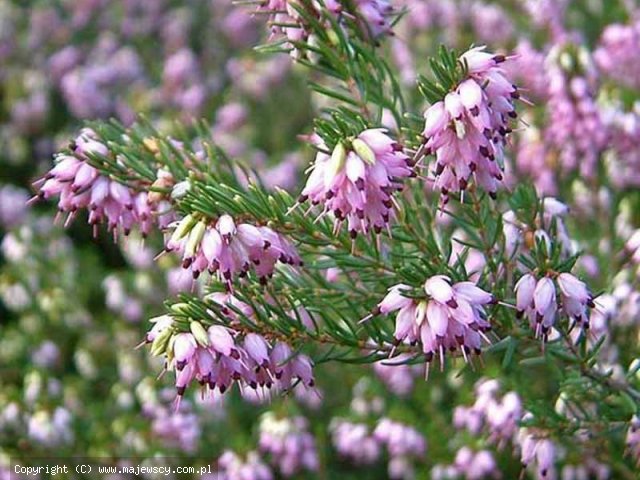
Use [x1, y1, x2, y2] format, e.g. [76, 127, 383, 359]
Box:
[2, 1, 640, 479]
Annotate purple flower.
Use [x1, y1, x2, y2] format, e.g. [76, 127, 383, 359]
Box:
[148, 397, 201, 453]
[515, 272, 594, 340]
[626, 415, 640, 467]
[594, 20, 640, 90]
[256, 0, 397, 55]
[258, 413, 319, 476]
[604, 107, 640, 189]
[330, 419, 381, 465]
[453, 447, 500, 480]
[0, 185, 29, 229]
[297, 129, 412, 237]
[373, 352, 420, 396]
[145, 294, 314, 406]
[453, 378, 523, 447]
[372, 276, 494, 373]
[165, 213, 302, 286]
[373, 418, 426, 458]
[544, 46, 608, 179]
[216, 450, 273, 480]
[422, 47, 519, 202]
[33, 129, 170, 237]
[505, 40, 548, 101]
[469, 2, 514, 45]
[518, 417, 556, 480]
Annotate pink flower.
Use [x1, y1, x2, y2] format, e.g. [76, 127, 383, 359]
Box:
[373, 276, 494, 372]
[454, 378, 523, 447]
[145, 294, 315, 406]
[33, 129, 171, 237]
[626, 415, 640, 466]
[515, 272, 593, 340]
[452, 447, 500, 480]
[422, 47, 519, 202]
[165, 213, 302, 287]
[544, 47, 608, 179]
[557, 273, 594, 321]
[330, 420, 381, 465]
[297, 129, 413, 237]
[373, 418, 426, 458]
[594, 20, 640, 90]
[256, 0, 396, 55]
[258, 414, 319, 477]
[518, 417, 557, 480]
[216, 450, 273, 480]
[373, 351, 420, 396]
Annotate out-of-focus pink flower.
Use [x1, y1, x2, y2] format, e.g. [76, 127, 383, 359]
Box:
[594, 20, 640, 90]
[258, 413, 319, 477]
[518, 416, 557, 480]
[330, 419, 381, 464]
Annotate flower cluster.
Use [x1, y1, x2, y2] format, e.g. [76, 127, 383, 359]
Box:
[422, 46, 520, 201]
[513, 125, 557, 195]
[145, 295, 314, 406]
[604, 108, 640, 189]
[455, 448, 500, 480]
[453, 378, 523, 447]
[330, 419, 381, 465]
[626, 415, 640, 466]
[505, 40, 548, 101]
[58, 45, 144, 121]
[216, 450, 273, 480]
[0, 184, 29, 229]
[33, 129, 173, 238]
[373, 418, 427, 479]
[259, 0, 396, 55]
[594, 19, 640, 90]
[258, 413, 319, 477]
[373, 352, 421, 396]
[517, 416, 557, 480]
[144, 394, 201, 453]
[544, 47, 608, 179]
[27, 407, 74, 447]
[561, 460, 610, 480]
[373, 276, 494, 372]
[165, 213, 302, 286]
[515, 272, 594, 340]
[298, 129, 413, 237]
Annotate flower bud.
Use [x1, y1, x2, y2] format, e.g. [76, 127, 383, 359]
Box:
[170, 214, 197, 244]
[189, 321, 210, 348]
[415, 301, 428, 327]
[143, 137, 159, 154]
[150, 327, 172, 357]
[185, 221, 206, 259]
[324, 142, 347, 187]
[352, 138, 376, 166]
